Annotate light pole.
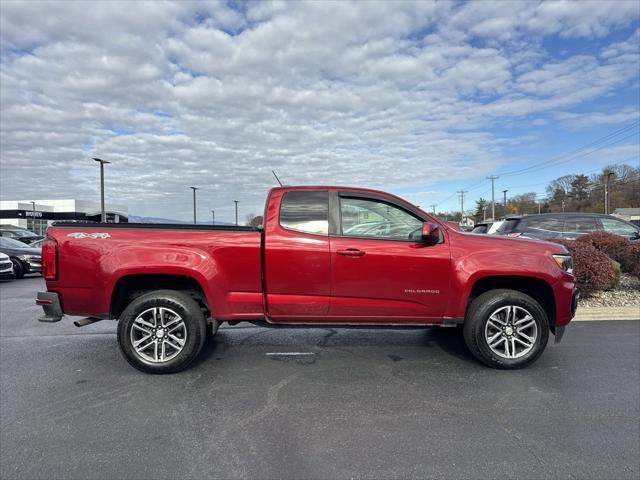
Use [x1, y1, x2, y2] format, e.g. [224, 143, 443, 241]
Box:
[190, 187, 198, 224]
[211, 210, 215, 225]
[29, 201, 36, 233]
[233, 200, 239, 226]
[92, 158, 110, 222]
[502, 189, 507, 218]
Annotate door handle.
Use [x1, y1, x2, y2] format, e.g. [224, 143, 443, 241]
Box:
[336, 248, 365, 257]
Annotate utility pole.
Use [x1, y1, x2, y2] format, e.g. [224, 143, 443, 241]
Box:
[605, 172, 614, 214]
[429, 204, 436, 215]
[538, 202, 541, 214]
[487, 175, 499, 220]
[189, 187, 198, 224]
[233, 200, 239, 226]
[457, 190, 467, 225]
[211, 210, 215, 225]
[502, 189, 508, 218]
[92, 158, 110, 222]
[483, 205, 487, 221]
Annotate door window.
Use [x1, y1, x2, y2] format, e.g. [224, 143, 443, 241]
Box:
[340, 197, 422, 240]
[522, 217, 564, 236]
[562, 216, 598, 234]
[280, 191, 329, 235]
[600, 217, 639, 236]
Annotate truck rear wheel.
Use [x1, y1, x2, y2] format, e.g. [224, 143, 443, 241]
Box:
[463, 289, 549, 369]
[117, 290, 207, 374]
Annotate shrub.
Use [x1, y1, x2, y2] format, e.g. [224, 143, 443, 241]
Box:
[552, 239, 615, 295]
[626, 243, 640, 279]
[577, 232, 639, 278]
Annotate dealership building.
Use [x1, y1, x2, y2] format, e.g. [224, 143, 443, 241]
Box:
[0, 199, 128, 236]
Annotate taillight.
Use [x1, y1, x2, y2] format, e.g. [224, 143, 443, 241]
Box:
[42, 237, 58, 281]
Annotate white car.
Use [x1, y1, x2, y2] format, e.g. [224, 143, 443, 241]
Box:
[0, 252, 14, 279]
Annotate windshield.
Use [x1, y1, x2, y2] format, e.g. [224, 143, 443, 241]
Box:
[496, 219, 519, 233]
[487, 221, 504, 234]
[0, 237, 31, 249]
[12, 230, 37, 237]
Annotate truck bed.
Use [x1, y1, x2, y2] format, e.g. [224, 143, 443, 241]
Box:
[45, 223, 263, 320]
[52, 221, 260, 232]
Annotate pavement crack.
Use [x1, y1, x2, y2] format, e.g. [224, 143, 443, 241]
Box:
[500, 423, 544, 466]
[316, 328, 337, 347]
[238, 373, 298, 426]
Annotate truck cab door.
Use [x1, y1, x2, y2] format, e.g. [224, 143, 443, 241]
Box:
[329, 192, 450, 322]
[263, 190, 332, 320]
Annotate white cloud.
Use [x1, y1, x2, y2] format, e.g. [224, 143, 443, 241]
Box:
[0, 1, 638, 220]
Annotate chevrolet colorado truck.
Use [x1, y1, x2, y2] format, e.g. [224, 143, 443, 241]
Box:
[37, 186, 578, 373]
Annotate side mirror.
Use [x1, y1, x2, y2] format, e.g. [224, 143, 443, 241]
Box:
[422, 222, 440, 245]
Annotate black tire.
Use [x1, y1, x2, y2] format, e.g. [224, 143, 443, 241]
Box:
[463, 289, 549, 369]
[117, 290, 207, 374]
[10, 259, 24, 279]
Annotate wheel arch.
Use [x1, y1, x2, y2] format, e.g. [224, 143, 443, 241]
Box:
[466, 275, 557, 332]
[111, 274, 210, 320]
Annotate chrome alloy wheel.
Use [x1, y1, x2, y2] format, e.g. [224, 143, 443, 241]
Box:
[129, 307, 187, 363]
[484, 305, 537, 359]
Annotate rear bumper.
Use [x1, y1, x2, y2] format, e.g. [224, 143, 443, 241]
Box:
[36, 291, 64, 322]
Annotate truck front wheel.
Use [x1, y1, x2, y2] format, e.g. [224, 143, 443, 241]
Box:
[463, 289, 549, 369]
[117, 290, 207, 374]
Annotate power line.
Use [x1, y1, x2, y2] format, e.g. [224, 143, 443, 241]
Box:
[433, 121, 639, 212]
[497, 120, 639, 177]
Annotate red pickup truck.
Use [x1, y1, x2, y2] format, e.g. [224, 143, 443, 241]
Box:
[37, 186, 577, 373]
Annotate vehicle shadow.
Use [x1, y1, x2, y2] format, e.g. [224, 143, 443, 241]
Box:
[192, 324, 478, 367]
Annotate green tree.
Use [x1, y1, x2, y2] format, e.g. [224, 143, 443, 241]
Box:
[473, 198, 488, 223]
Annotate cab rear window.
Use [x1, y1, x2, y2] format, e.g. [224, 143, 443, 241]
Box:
[280, 191, 329, 235]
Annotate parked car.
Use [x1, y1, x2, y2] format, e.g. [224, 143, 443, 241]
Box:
[0, 227, 43, 245]
[471, 220, 505, 235]
[0, 252, 14, 279]
[495, 213, 640, 241]
[0, 237, 42, 278]
[38, 185, 577, 374]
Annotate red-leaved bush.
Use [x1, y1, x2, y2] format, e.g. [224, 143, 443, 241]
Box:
[626, 243, 640, 278]
[551, 239, 615, 294]
[576, 232, 640, 279]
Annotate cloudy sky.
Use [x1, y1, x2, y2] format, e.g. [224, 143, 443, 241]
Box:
[1, 1, 639, 222]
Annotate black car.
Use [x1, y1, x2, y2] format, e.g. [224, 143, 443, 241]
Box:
[0, 237, 42, 278]
[495, 213, 640, 241]
[0, 228, 43, 245]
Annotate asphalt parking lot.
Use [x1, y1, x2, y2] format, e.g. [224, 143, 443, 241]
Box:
[1, 277, 639, 479]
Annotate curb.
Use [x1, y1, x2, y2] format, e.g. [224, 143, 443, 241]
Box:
[573, 306, 640, 321]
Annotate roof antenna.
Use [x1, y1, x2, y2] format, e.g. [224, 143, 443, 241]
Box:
[272, 170, 283, 187]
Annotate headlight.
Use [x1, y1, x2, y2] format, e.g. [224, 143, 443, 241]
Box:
[552, 254, 573, 274]
[17, 255, 41, 261]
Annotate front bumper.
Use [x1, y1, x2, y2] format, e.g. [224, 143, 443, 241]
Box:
[555, 288, 579, 344]
[25, 261, 42, 273]
[36, 291, 63, 322]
